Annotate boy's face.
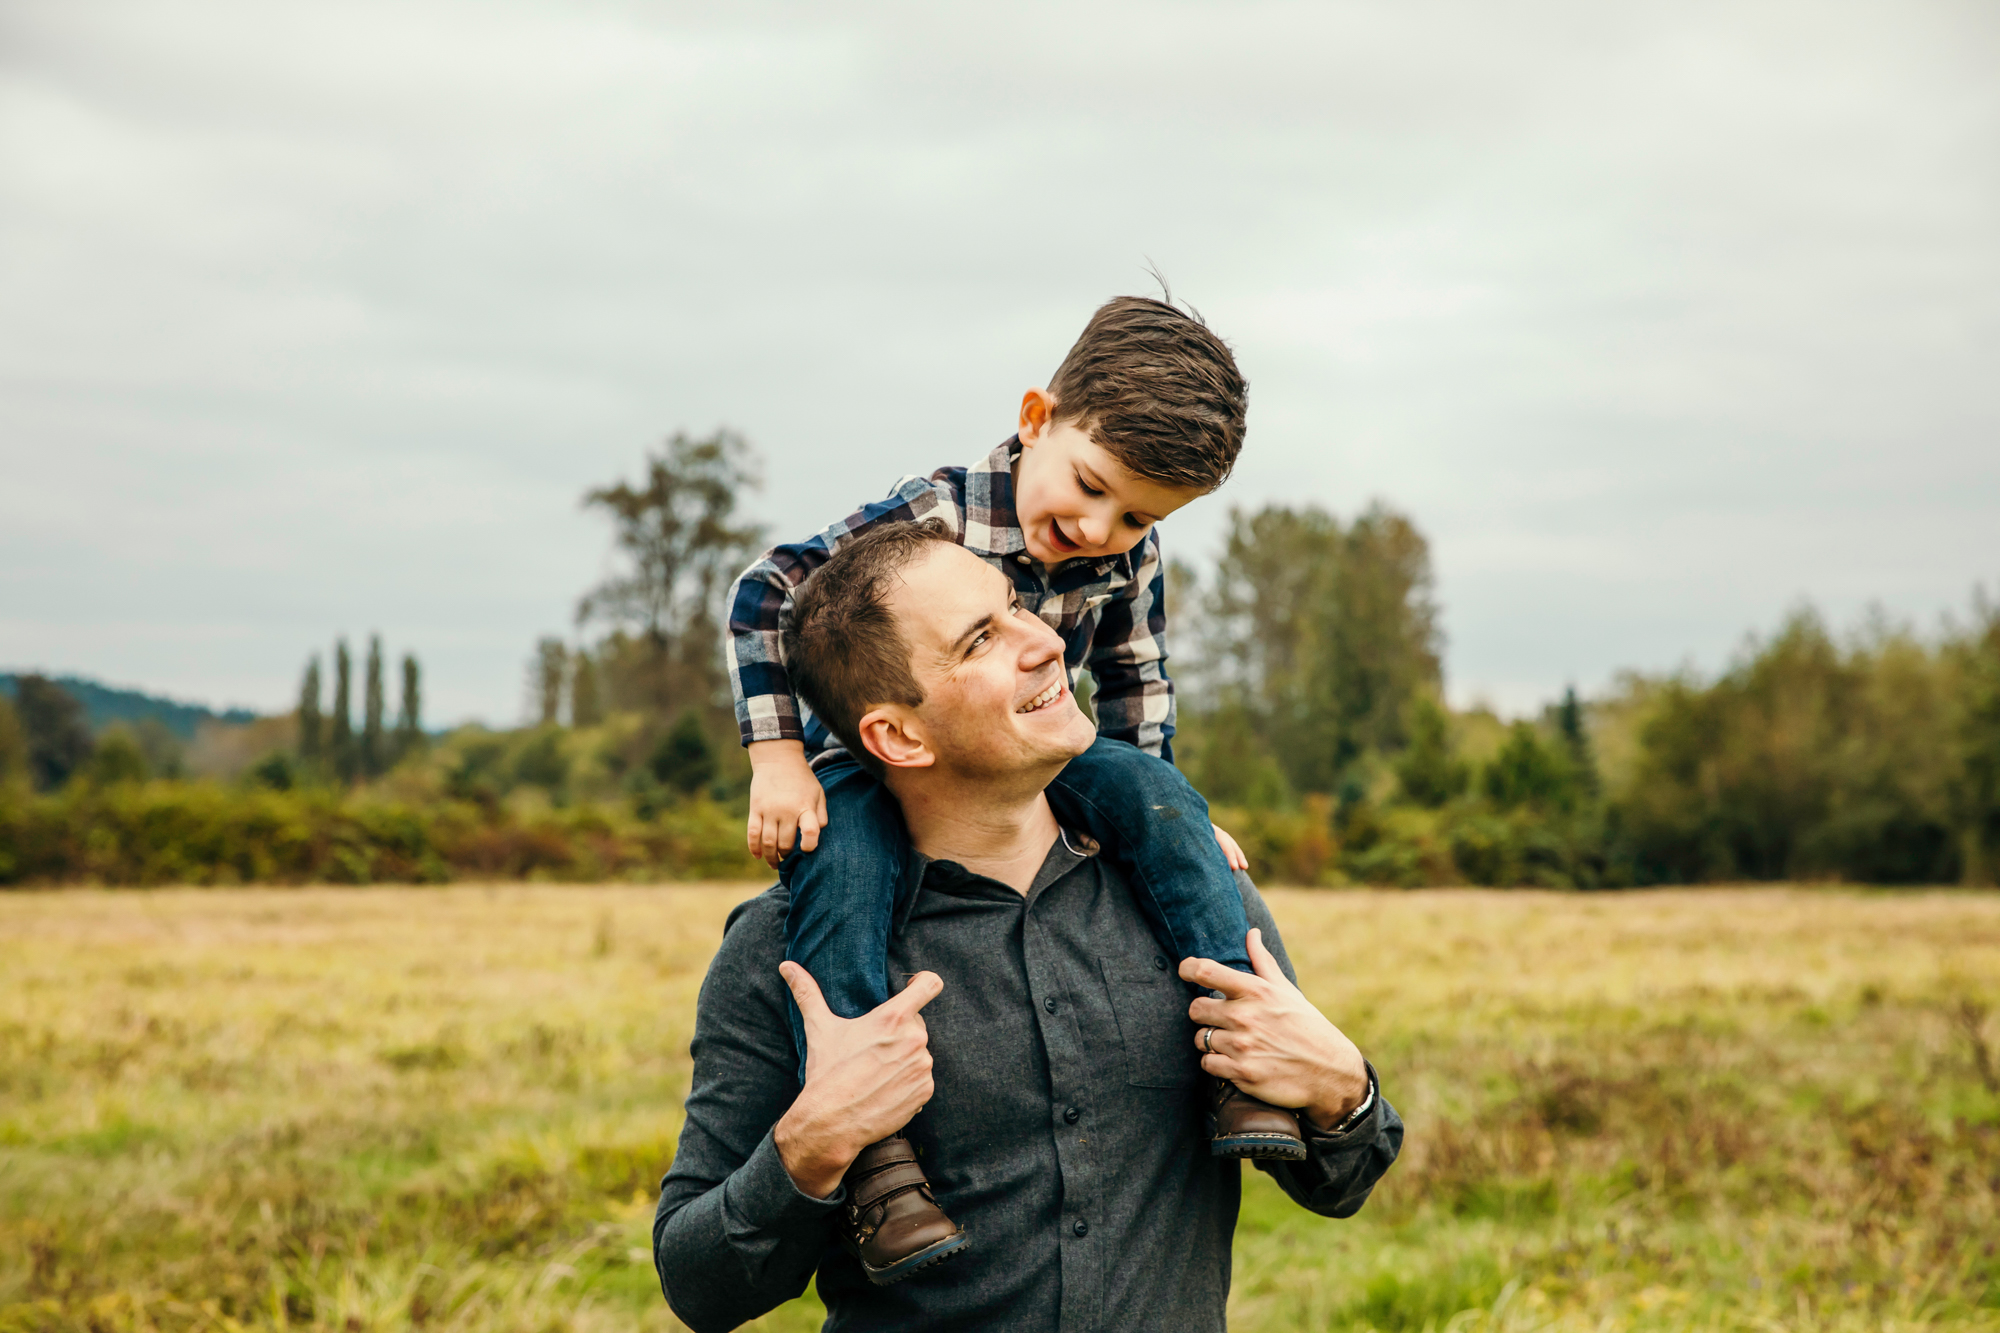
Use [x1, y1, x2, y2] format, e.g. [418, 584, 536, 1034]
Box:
[1012, 388, 1206, 565]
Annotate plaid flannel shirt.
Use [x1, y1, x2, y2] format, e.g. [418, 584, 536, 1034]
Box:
[726, 437, 1176, 762]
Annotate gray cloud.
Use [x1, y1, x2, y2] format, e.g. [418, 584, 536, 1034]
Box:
[3, 0, 1995, 721]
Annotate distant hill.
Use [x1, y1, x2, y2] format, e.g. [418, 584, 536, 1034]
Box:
[0, 672, 261, 740]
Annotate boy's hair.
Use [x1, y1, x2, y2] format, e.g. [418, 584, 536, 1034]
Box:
[781, 518, 956, 778]
[1046, 295, 1248, 492]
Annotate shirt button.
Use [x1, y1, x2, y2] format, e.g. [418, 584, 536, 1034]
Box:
[1064, 1105, 1081, 1124]
[1016, 554, 1030, 564]
[1043, 997, 1058, 1014]
[1072, 1219, 1089, 1237]
[1153, 955, 1169, 971]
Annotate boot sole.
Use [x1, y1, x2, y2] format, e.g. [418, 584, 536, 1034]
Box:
[1212, 1133, 1308, 1161]
[861, 1229, 971, 1286]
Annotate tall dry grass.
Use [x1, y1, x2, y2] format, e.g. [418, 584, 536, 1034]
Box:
[2, 886, 1997, 1333]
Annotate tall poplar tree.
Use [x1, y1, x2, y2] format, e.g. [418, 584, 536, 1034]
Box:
[297, 655, 323, 767]
[570, 650, 603, 727]
[362, 635, 386, 777]
[396, 653, 424, 759]
[330, 639, 356, 784]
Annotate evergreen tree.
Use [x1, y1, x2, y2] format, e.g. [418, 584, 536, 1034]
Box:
[651, 710, 718, 795]
[1555, 685, 1600, 795]
[1395, 697, 1470, 808]
[362, 634, 386, 778]
[570, 650, 603, 727]
[330, 639, 356, 784]
[298, 655, 323, 767]
[396, 653, 424, 760]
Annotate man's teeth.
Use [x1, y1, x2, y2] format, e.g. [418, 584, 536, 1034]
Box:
[1017, 681, 1063, 714]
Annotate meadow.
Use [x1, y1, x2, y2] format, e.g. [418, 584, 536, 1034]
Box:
[2, 884, 1997, 1333]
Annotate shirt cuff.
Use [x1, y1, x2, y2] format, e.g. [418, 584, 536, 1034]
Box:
[725, 1129, 848, 1230]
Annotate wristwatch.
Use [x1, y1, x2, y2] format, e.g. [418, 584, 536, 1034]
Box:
[1303, 1063, 1378, 1139]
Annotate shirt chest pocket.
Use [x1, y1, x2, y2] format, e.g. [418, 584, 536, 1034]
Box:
[1096, 959, 1198, 1090]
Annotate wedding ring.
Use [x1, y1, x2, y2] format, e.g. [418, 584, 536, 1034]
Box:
[1201, 1026, 1215, 1054]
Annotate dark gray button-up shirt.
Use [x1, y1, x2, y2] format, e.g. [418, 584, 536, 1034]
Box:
[654, 834, 1403, 1333]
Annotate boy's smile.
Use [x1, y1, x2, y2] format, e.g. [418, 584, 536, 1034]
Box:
[1010, 388, 1206, 566]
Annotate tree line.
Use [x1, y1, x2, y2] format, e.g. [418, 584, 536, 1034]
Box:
[5, 425, 1998, 887]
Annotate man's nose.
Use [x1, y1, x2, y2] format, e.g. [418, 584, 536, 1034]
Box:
[1017, 608, 1065, 663]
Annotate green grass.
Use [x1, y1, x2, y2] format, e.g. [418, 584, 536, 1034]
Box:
[2, 885, 1998, 1332]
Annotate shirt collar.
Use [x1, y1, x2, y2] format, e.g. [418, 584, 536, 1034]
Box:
[965, 436, 1126, 579]
[905, 825, 1098, 913]
[961, 437, 1027, 559]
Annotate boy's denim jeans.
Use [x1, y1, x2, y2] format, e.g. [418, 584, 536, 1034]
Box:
[779, 736, 1253, 1077]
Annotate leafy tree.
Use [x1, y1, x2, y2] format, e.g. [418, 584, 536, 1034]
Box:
[85, 727, 149, 786]
[577, 430, 765, 717]
[570, 651, 603, 727]
[330, 640, 356, 785]
[513, 727, 570, 792]
[14, 674, 91, 791]
[297, 655, 323, 767]
[251, 751, 296, 791]
[1206, 502, 1441, 795]
[1396, 697, 1469, 808]
[1954, 606, 2000, 884]
[396, 653, 424, 761]
[651, 710, 718, 796]
[362, 635, 387, 778]
[529, 637, 568, 725]
[1484, 722, 1575, 812]
[0, 698, 29, 787]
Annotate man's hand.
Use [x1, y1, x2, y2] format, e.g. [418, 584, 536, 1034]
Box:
[747, 740, 828, 869]
[773, 962, 943, 1198]
[1180, 928, 1369, 1131]
[1212, 823, 1248, 872]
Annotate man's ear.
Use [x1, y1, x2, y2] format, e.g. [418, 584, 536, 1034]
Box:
[1017, 387, 1056, 445]
[856, 706, 934, 772]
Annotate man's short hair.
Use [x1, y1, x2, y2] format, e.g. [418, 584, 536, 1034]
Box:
[781, 518, 957, 778]
[1046, 295, 1248, 492]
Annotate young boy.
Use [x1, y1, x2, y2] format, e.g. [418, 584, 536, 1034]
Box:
[726, 295, 1304, 1283]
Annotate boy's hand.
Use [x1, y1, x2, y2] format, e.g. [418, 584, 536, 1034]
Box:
[747, 740, 828, 869]
[1212, 823, 1248, 872]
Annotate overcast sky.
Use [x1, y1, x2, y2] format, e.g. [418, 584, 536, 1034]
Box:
[3, 0, 1995, 725]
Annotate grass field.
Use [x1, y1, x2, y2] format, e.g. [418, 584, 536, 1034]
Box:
[2, 884, 1998, 1333]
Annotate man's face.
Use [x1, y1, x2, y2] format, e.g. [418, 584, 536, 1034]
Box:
[1012, 402, 1205, 566]
[881, 543, 1097, 779]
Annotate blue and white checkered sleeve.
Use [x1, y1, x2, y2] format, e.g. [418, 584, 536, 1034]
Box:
[725, 474, 958, 747]
[1085, 531, 1177, 761]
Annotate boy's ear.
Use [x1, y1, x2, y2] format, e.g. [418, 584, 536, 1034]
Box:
[857, 706, 934, 772]
[1017, 388, 1056, 444]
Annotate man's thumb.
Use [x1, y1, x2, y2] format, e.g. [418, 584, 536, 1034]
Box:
[1246, 927, 1287, 984]
[779, 961, 834, 1023]
[885, 970, 945, 1016]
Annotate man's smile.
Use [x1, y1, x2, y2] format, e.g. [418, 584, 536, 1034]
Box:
[1016, 679, 1066, 714]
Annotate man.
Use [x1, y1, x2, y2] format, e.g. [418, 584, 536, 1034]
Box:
[654, 520, 1402, 1332]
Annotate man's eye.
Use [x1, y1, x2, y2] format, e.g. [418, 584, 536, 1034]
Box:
[1075, 471, 1104, 498]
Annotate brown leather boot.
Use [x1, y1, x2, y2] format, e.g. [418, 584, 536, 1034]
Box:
[841, 1135, 970, 1285]
[1210, 1079, 1307, 1160]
